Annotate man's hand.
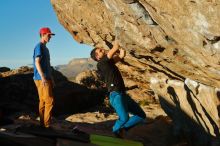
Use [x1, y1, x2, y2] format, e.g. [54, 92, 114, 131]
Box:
[113, 48, 126, 63]
[41, 76, 48, 87]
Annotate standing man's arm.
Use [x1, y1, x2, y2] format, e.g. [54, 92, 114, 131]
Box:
[35, 57, 47, 86]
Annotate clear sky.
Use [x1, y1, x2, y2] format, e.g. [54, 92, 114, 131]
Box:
[0, 0, 92, 69]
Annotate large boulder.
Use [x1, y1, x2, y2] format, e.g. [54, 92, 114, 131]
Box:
[0, 67, 10, 73]
[0, 67, 105, 115]
[75, 70, 105, 89]
[0, 67, 37, 112]
[51, 0, 220, 145]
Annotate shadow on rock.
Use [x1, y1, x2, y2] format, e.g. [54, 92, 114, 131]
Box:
[0, 67, 106, 116]
[159, 86, 220, 146]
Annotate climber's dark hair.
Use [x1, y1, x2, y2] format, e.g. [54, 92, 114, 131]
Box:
[90, 48, 98, 61]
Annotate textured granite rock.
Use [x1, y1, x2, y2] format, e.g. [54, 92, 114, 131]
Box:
[51, 0, 220, 144]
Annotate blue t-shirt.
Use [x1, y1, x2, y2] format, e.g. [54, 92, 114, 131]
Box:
[33, 42, 52, 80]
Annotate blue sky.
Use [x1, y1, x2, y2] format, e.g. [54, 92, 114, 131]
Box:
[0, 0, 92, 69]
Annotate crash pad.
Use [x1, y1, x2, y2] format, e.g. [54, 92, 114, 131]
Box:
[57, 138, 98, 146]
[1, 125, 143, 146]
[90, 134, 143, 146]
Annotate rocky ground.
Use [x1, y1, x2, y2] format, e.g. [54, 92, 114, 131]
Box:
[1, 66, 219, 145]
[1, 103, 191, 146]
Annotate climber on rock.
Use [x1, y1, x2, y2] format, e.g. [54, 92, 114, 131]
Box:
[90, 40, 146, 138]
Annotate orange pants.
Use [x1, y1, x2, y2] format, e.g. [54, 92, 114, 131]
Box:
[34, 80, 54, 128]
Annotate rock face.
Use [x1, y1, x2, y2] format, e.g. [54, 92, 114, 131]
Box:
[51, 0, 220, 145]
[0, 67, 37, 112]
[151, 77, 220, 145]
[75, 70, 105, 89]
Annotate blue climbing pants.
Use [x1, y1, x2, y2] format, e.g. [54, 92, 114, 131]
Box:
[109, 91, 146, 133]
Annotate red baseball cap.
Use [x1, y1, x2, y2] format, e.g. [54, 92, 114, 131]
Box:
[39, 27, 55, 35]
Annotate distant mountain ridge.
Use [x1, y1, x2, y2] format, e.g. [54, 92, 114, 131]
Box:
[55, 58, 97, 79]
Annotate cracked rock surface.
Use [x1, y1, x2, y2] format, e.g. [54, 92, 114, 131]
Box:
[51, 0, 220, 145]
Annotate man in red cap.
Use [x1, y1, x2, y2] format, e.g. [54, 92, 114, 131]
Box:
[33, 27, 55, 128]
